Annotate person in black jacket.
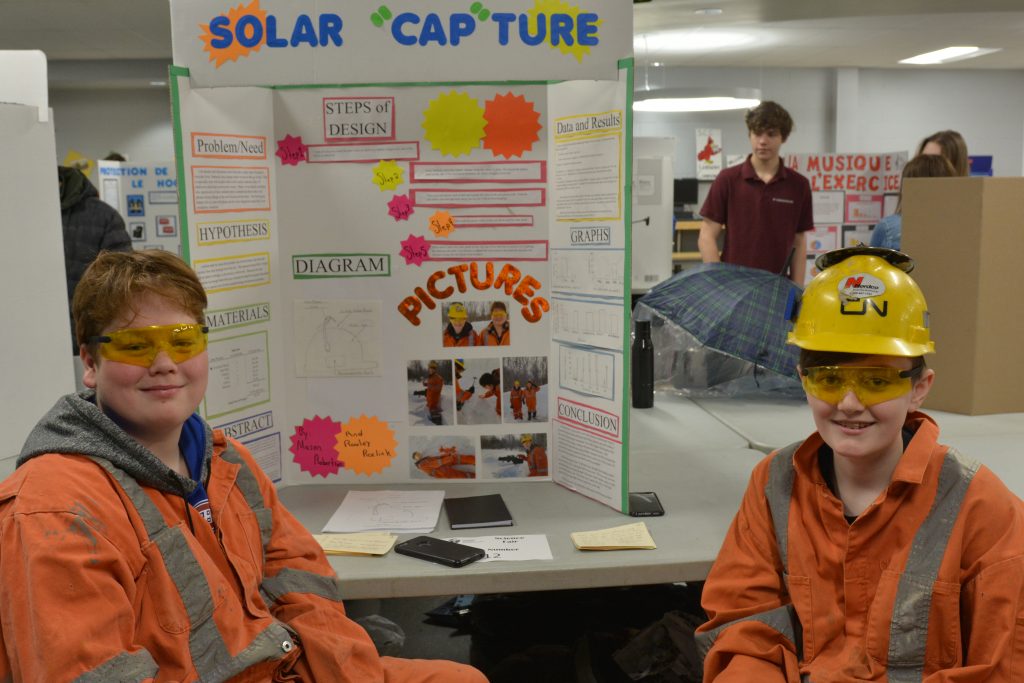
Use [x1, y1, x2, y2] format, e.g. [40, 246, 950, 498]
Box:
[58, 165, 132, 354]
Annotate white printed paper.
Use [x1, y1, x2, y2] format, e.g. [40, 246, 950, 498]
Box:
[445, 534, 553, 562]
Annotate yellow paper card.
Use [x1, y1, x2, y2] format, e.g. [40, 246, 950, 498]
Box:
[313, 532, 397, 556]
[571, 522, 656, 551]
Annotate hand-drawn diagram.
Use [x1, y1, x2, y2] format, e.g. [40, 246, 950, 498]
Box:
[294, 299, 381, 377]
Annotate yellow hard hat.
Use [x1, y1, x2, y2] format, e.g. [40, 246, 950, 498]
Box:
[513, 379, 521, 387]
[448, 302, 468, 320]
[787, 247, 934, 357]
[520, 433, 533, 444]
[428, 360, 439, 369]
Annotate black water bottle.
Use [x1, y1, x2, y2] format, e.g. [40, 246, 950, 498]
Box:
[632, 320, 654, 409]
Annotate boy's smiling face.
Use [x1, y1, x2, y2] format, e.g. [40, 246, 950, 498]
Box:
[82, 292, 209, 451]
[804, 354, 933, 464]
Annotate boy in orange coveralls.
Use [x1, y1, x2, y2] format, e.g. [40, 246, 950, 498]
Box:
[477, 301, 510, 346]
[413, 447, 476, 479]
[696, 246, 1024, 682]
[417, 359, 445, 425]
[0, 250, 485, 683]
[509, 379, 524, 420]
[454, 359, 475, 412]
[522, 380, 540, 421]
[519, 433, 548, 477]
[479, 368, 502, 417]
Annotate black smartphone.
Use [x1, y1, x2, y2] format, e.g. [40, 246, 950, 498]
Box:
[394, 536, 486, 568]
[628, 491, 665, 517]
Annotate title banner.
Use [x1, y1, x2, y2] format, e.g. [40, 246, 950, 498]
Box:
[171, 0, 633, 87]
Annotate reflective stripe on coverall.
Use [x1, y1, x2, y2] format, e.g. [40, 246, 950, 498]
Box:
[695, 441, 980, 682]
[81, 441, 334, 681]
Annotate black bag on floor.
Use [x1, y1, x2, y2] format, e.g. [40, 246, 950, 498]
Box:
[612, 610, 704, 682]
[467, 583, 705, 683]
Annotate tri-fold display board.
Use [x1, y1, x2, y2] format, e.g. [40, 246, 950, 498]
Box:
[169, 0, 634, 511]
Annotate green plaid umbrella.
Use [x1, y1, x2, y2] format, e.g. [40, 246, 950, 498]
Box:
[637, 262, 801, 377]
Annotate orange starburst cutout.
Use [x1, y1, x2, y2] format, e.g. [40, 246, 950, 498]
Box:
[199, 0, 268, 67]
[336, 415, 398, 477]
[483, 93, 542, 159]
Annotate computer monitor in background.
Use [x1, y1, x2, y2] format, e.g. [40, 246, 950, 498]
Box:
[673, 178, 699, 219]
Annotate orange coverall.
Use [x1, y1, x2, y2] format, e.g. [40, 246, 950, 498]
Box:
[481, 384, 501, 417]
[509, 387, 524, 420]
[0, 431, 484, 682]
[523, 384, 540, 412]
[697, 413, 1024, 682]
[424, 371, 444, 413]
[525, 445, 548, 477]
[442, 322, 476, 347]
[477, 321, 509, 346]
[455, 377, 474, 407]
[416, 450, 476, 479]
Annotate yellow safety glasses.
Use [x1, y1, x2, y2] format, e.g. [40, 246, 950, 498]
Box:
[801, 366, 916, 407]
[89, 323, 209, 367]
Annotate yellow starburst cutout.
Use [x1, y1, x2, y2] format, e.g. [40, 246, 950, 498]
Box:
[421, 91, 486, 158]
[527, 0, 601, 64]
[372, 160, 404, 191]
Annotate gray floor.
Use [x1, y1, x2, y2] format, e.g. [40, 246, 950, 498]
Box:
[346, 595, 474, 664]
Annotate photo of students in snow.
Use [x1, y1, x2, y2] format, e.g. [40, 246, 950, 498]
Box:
[455, 358, 502, 426]
[441, 301, 481, 348]
[502, 356, 548, 423]
[480, 432, 549, 479]
[509, 380, 524, 421]
[409, 435, 476, 480]
[479, 368, 502, 417]
[453, 359, 476, 412]
[407, 359, 453, 426]
[476, 301, 510, 346]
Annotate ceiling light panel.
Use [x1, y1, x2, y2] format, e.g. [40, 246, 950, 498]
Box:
[635, 30, 757, 54]
[899, 46, 1001, 64]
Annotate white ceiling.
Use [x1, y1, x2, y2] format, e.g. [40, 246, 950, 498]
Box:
[635, 0, 1024, 69]
[2, 0, 1024, 88]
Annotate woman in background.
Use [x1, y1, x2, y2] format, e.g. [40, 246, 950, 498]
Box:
[870, 154, 956, 250]
[917, 129, 969, 176]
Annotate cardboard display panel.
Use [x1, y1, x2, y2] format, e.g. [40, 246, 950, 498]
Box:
[171, 0, 634, 511]
[901, 177, 1024, 415]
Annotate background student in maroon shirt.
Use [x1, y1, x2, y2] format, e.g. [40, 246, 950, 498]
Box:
[698, 101, 814, 284]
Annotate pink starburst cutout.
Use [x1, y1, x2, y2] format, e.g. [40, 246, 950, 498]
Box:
[399, 234, 431, 266]
[276, 134, 308, 166]
[289, 416, 343, 477]
[388, 194, 414, 221]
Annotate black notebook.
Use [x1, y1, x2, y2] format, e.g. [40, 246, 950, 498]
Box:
[444, 494, 514, 529]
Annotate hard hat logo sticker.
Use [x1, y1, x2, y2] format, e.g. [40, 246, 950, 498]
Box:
[838, 273, 885, 301]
